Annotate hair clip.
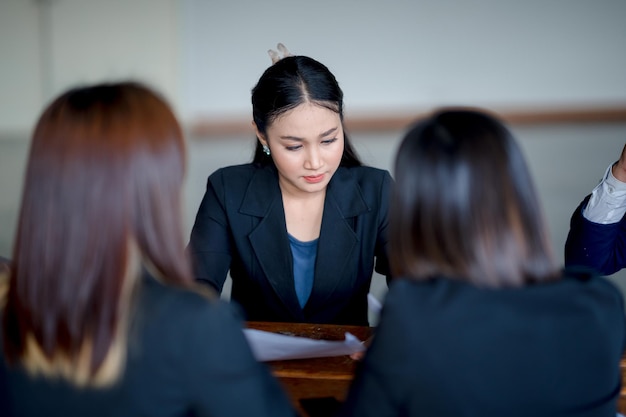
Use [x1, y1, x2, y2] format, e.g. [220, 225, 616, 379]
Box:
[268, 43, 293, 64]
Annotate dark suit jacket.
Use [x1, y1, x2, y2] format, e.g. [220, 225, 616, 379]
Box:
[340, 271, 626, 417]
[188, 163, 392, 325]
[565, 195, 626, 275]
[0, 275, 296, 417]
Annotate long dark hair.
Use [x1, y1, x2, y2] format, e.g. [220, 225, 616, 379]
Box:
[390, 108, 558, 287]
[2, 81, 194, 385]
[251, 55, 361, 167]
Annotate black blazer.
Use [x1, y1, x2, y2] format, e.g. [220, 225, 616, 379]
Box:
[188, 163, 392, 325]
[565, 195, 626, 275]
[340, 271, 626, 417]
[0, 274, 296, 417]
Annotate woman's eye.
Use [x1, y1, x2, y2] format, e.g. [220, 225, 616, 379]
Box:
[322, 138, 338, 145]
[286, 145, 302, 151]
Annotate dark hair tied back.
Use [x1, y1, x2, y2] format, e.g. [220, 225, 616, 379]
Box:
[250, 55, 361, 167]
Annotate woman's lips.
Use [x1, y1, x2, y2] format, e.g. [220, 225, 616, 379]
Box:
[303, 174, 325, 183]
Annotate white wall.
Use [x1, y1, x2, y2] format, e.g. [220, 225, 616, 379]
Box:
[181, 0, 626, 122]
[48, 0, 181, 106]
[0, 0, 42, 134]
[1, 0, 625, 133]
[0, 0, 182, 134]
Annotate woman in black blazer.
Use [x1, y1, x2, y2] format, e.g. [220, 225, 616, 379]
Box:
[0, 82, 295, 417]
[340, 109, 626, 416]
[188, 45, 392, 325]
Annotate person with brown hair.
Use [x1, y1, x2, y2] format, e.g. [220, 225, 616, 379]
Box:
[340, 109, 626, 417]
[0, 82, 296, 417]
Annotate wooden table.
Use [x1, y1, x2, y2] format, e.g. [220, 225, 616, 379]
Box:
[246, 321, 373, 417]
[250, 321, 626, 416]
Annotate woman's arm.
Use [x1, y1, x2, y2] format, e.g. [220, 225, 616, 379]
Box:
[374, 171, 393, 283]
[187, 174, 232, 292]
[565, 145, 626, 275]
[565, 197, 626, 275]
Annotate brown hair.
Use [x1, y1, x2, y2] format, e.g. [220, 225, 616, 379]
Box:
[2, 82, 193, 385]
[390, 108, 559, 288]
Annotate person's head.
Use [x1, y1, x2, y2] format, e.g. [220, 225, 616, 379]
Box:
[251, 55, 361, 193]
[2, 81, 193, 386]
[390, 108, 558, 288]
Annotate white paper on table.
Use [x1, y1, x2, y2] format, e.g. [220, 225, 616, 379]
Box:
[243, 328, 365, 362]
[368, 293, 382, 316]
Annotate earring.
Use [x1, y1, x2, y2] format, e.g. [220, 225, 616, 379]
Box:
[262, 144, 271, 156]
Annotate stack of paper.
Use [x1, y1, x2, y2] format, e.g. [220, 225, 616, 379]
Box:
[243, 329, 365, 361]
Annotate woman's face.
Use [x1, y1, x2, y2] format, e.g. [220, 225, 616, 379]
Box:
[257, 102, 344, 197]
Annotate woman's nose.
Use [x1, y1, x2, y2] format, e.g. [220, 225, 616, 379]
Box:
[304, 147, 322, 170]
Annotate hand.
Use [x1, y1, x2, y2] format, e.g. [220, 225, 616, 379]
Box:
[612, 143, 626, 183]
[268, 43, 292, 64]
[350, 351, 365, 361]
[349, 335, 374, 361]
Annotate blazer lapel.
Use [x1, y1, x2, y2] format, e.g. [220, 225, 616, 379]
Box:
[305, 168, 370, 313]
[241, 167, 304, 320]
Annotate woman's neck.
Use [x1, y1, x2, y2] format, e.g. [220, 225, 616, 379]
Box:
[282, 190, 326, 242]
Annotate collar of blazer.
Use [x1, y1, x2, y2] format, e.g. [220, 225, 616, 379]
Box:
[243, 165, 371, 319]
[238, 165, 371, 217]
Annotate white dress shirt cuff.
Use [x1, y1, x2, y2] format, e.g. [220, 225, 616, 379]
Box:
[583, 163, 626, 224]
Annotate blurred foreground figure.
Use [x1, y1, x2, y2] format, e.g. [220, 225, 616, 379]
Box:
[0, 82, 296, 417]
[340, 109, 626, 417]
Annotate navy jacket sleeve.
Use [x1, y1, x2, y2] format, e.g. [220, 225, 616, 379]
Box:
[565, 195, 626, 275]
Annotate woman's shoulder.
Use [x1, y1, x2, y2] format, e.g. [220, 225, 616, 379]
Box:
[381, 278, 442, 317]
[128, 277, 257, 389]
[341, 165, 392, 181]
[208, 163, 275, 190]
[137, 275, 241, 328]
[385, 272, 626, 319]
[209, 163, 257, 180]
[560, 267, 625, 306]
[334, 166, 393, 197]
